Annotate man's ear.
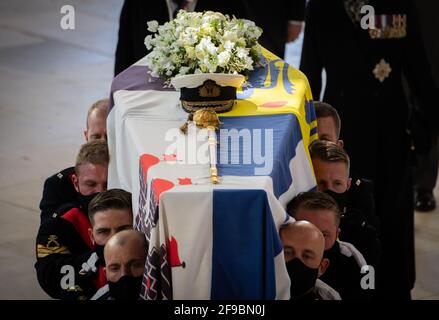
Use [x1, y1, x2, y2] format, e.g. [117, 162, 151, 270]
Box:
[84, 129, 89, 142]
[72, 173, 80, 193]
[346, 177, 352, 191]
[337, 139, 344, 148]
[88, 227, 94, 245]
[336, 228, 341, 240]
[318, 258, 330, 277]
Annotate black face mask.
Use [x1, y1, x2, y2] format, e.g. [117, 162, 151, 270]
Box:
[286, 258, 319, 299]
[324, 189, 347, 214]
[94, 244, 105, 265]
[77, 192, 99, 215]
[108, 275, 143, 300]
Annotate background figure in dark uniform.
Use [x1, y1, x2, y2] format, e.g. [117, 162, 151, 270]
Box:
[114, 1, 169, 76]
[411, 0, 439, 212]
[242, 0, 306, 58]
[300, 0, 438, 298]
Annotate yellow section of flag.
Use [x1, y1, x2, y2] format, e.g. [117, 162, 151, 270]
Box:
[220, 47, 318, 160]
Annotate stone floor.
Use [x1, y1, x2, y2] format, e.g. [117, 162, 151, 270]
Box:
[0, 0, 121, 299]
[0, 0, 438, 300]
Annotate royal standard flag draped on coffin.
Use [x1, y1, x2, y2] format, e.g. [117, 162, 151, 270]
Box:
[108, 46, 318, 300]
[222, 47, 317, 150]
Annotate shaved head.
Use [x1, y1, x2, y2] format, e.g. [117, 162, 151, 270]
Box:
[280, 221, 326, 269]
[104, 230, 147, 282]
[105, 230, 147, 255]
[84, 99, 109, 141]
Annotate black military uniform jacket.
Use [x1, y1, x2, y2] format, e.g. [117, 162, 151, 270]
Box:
[35, 205, 104, 300]
[339, 174, 381, 269]
[301, 0, 437, 171]
[300, 0, 438, 296]
[320, 241, 371, 300]
[242, 0, 306, 58]
[39, 167, 77, 225]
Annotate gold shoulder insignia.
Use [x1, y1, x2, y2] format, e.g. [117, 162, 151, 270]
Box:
[65, 285, 83, 292]
[37, 235, 71, 258]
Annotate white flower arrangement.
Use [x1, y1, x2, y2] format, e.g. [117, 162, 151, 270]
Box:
[144, 10, 263, 82]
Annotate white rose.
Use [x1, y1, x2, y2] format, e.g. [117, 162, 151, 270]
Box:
[204, 56, 218, 73]
[185, 46, 196, 59]
[246, 26, 262, 40]
[196, 37, 217, 57]
[223, 30, 238, 42]
[242, 19, 256, 29]
[147, 20, 159, 33]
[178, 66, 190, 75]
[144, 11, 260, 78]
[202, 37, 217, 55]
[236, 47, 248, 59]
[217, 51, 231, 67]
[201, 23, 214, 35]
[164, 62, 175, 71]
[195, 45, 206, 60]
[224, 40, 235, 52]
[144, 35, 153, 50]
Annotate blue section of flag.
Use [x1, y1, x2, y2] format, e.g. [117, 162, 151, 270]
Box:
[305, 100, 316, 124]
[310, 126, 318, 136]
[281, 61, 295, 94]
[237, 58, 296, 100]
[237, 58, 282, 100]
[211, 189, 282, 299]
[217, 113, 302, 199]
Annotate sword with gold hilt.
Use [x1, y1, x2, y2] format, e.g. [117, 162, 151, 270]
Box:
[186, 109, 221, 184]
[206, 125, 219, 184]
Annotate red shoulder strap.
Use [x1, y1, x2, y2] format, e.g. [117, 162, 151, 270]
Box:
[94, 266, 107, 289]
[61, 208, 93, 249]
